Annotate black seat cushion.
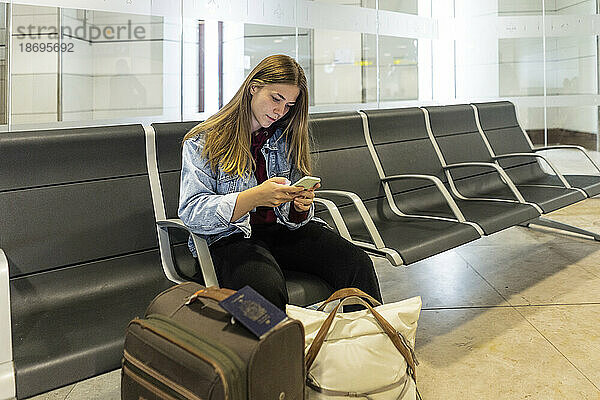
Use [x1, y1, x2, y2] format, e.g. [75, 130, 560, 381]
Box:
[526, 174, 600, 197]
[317, 198, 480, 265]
[283, 270, 333, 307]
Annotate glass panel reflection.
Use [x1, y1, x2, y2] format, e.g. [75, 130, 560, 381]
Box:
[64, 10, 165, 121]
[499, 38, 544, 97]
[11, 4, 59, 124]
[379, 0, 417, 14]
[378, 35, 418, 101]
[312, 29, 375, 105]
[546, 1, 597, 150]
[310, 0, 375, 9]
[11, 4, 165, 125]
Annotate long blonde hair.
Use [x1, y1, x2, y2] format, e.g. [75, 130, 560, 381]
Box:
[184, 54, 311, 178]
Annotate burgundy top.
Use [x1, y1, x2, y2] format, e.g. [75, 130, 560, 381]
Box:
[250, 127, 309, 225]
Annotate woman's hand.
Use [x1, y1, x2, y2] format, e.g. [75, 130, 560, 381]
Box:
[292, 183, 321, 212]
[232, 178, 316, 222]
[253, 177, 305, 207]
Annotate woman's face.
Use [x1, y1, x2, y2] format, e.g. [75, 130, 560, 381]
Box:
[249, 83, 300, 132]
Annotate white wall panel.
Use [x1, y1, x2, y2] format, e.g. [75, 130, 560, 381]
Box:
[13, 0, 178, 16]
[378, 9, 437, 39]
[313, 29, 362, 104]
[297, 0, 376, 33]
[61, 42, 92, 75]
[62, 74, 93, 113]
[455, 0, 498, 18]
[248, 0, 296, 27]
[222, 22, 245, 105]
[11, 74, 57, 121]
[11, 40, 59, 74]
[184, 0, 248, 23]
[454, 15, 600, 39]
[14, 0, 153, 16]
[554, 0, 596, 14]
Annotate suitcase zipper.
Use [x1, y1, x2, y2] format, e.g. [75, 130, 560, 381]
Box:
[131, 315, 247, 400]
[124, 350, 203, 400]
[122, 364, 180, 400]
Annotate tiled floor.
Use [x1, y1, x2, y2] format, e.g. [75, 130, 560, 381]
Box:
[378, 199, 600, 399]
[27, 151, 600, 400]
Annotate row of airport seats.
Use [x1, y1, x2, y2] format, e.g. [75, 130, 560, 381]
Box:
[148, 100, 600, 297]
[307, 102, 600, 265]
[0, 121, 333, 399]
[0, 101, 599, 399]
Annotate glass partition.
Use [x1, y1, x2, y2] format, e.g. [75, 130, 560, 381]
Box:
[0, 0, 598, 152]
[378, 35, 418, 101]
[11, 4, 59, 125]
[312, 29, 375, 106]
[10, 1, 178, 129]
[311, 0, 376, 9]
[64, 11, 165, 121]
[542, 0, 598, 149]
[379, 0, 417, 14]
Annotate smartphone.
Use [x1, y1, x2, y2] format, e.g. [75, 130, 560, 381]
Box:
[292, 176, 321, 190]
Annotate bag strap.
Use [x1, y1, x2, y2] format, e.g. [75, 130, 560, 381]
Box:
[305, 296, 417, 382]
[316, 287, 382, 311]
[185, 286, 236, 305]
[365, 301, 418, 382]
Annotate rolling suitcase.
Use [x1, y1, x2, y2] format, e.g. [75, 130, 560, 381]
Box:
[122, 282, 305, 400]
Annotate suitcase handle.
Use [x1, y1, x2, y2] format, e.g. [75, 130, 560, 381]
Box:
[185, 286, 236, 305]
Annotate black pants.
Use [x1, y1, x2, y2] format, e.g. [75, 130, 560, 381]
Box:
[207, 221, 382, 310]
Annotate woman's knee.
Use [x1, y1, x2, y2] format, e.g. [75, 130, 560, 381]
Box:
[355, 247, 373, 267]
[339, 243, 373, 271]
[228, 262, 289, 309]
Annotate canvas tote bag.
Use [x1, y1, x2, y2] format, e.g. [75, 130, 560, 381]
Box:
[287, 288, 422, 400]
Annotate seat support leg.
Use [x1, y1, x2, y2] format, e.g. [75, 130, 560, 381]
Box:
[527, 217, 600, 241]
[0, 361, 16, 400]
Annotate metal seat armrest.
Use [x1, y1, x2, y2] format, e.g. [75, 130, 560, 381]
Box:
[492, 153, 571, 188]
[382, 173, 466, 222]
[0, 249, 15, 400]
[534, 145, 600, 174]
[156, 218, 219, 288]
[156, 218, 190, 230]
[313, 198, 352, 241]
[444, 162, 526, 202]
[316, 190, 385, 249]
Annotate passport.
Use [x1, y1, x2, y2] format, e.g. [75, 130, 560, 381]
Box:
[219, 285, 288, 339]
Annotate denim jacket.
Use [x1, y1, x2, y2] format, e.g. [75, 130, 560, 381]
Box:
[178, 127, 316, 256]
